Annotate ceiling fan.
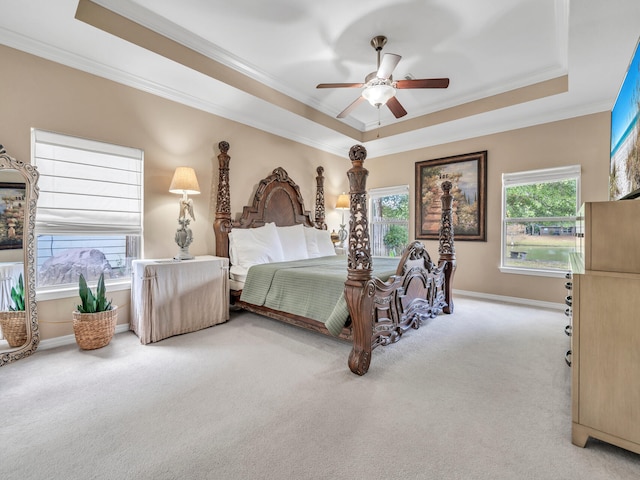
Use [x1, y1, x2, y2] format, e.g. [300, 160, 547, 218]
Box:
[317, 35, 449, 119]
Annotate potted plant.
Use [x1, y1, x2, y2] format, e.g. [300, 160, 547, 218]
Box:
[0, 273, 27, 347]
[72, 273, 118, 350]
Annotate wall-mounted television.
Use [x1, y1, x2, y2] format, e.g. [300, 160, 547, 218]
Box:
[610, 36, 640, 200]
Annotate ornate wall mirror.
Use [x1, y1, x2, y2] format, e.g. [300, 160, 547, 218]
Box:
[0, 145, 39, 366]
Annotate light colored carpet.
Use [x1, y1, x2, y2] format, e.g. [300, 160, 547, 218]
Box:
[2, 296, 639, 479]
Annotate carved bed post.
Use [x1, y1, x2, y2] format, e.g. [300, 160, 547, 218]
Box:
[438, 180, 456, 314]
[214, 141, 232, 258]
[344, 145, 374, 376]
[315, 166, 327, 229]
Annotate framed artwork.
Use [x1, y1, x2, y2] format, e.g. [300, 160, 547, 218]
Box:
[0, 182, 26, 250]
[610, 37, 640, 200]
[415, 151, 487, 241]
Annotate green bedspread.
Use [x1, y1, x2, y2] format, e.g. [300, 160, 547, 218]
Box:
[240, 256, 400, 336]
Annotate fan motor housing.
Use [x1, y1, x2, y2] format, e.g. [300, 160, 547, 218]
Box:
[365, 72, 393, 83]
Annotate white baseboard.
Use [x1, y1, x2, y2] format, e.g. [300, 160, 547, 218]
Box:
[453, 289, 565, 311]
[38, 324, 131, 350]
[36, 292, 563, 350]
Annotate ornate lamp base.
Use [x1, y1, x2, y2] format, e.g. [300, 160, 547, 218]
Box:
[174, 246, 194, 261]
[338, 224, 347, 248]
[174, 218, 194, 261]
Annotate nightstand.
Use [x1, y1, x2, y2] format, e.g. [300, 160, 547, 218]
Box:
[130, 255, 229, 344]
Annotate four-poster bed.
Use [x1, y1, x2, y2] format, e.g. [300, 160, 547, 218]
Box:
[213, 141, 456, 375]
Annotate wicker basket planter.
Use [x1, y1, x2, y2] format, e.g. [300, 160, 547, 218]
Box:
[0, 310, 27, 348]
[72, 306, 118, 350]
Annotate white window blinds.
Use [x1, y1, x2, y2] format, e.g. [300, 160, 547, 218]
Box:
[502, 165, 581, 187]
[32, 130, 143, 235]
[369, 185, 409, 198]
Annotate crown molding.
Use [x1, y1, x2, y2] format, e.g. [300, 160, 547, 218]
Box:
[91, 0, 360, 128]
[365, 98, 611, 159]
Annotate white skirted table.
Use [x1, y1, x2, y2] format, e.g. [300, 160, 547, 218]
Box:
[130, 255, 229, 344]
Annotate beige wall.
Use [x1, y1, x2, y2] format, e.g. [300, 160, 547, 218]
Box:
[364, 112, 610, 303]
[0, 45, 611, 341]
[1, 45, 344, 340]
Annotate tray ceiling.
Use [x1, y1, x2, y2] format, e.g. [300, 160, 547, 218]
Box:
[1, 0, 639, 158]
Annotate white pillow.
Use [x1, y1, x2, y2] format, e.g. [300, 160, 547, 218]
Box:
[303, 226, 321, 258]
[276, 224, 309, 261]
[314, 228, 337, 257]
[229, 265, 249, 283]
[228, 222, 284, 268]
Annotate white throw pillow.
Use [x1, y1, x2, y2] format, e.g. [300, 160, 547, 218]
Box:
[303, 226, 321, 258]
[228, 222, 284, 268]
[229, 265, 249, 283]
[314, 228, 337, 257]
[276, 224, 309, 261]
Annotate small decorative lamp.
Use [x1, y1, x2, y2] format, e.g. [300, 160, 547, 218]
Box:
[335, 193, 350, 248]
[169, 167, 200, 260]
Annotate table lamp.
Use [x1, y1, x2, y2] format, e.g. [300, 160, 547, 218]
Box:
[169, 166, 200, 260]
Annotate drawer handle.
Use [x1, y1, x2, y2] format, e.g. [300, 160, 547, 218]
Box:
[565, 349, 572, 367]
[565, 307, 572, 317]
[565, 324, 572, 336]
[565, 281, 572, 290]
[565, 295, 572, 307]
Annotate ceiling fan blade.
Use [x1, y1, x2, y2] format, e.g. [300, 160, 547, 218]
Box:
[337, 96, 365, 118]
[395, 78, 450, 89]
[386, 96, 407, 118]
[317, 82, 364, 89]
[377, 53, 401, 79]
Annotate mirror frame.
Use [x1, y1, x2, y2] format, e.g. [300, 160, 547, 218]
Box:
[0, 145, 39, 366]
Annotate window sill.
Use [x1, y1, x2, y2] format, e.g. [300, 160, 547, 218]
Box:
[36, 279, 132, 302]
[499, 266, 568, 278]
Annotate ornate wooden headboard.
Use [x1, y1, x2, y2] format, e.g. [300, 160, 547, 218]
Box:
[213, 141, 327, 259]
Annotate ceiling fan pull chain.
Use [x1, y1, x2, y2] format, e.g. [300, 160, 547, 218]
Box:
[377, 107, 381, 138]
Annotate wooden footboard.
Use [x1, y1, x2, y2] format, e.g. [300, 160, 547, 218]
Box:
[345, 145, 455, 375]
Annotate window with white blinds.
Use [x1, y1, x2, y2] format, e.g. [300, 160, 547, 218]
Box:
[32, 130, 143, 235]
[31, 129, 143, 289]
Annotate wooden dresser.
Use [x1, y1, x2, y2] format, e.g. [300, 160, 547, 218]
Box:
[570, 200, 640, 454]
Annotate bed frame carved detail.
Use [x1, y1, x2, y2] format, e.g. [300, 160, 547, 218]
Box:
[314, 166, 326, 230]
[236, 166, 315, 229]
[213, 141, 232, 259]
[214, 142, 455, 375]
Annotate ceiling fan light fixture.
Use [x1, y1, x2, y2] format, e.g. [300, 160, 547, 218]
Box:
[318, 35, 449, 119]
[362, 82, 396, 107]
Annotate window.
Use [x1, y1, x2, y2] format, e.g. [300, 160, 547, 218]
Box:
[32, 129, 143, 292]
[369, 185, 409, 257]
[501, 165, 580, 275]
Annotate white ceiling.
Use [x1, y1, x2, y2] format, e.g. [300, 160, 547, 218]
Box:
[1, 0, 639, 158]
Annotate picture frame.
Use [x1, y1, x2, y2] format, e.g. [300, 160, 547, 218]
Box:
[610, 37, 640, 200]
[415, 151, 487, 241]
[0, 182, 26, 250]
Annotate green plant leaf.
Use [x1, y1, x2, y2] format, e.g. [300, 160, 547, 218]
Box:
[9, 273, 25, 311]
[77, 272, 112, 313]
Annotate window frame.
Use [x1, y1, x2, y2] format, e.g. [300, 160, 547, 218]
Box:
[31, 129, 144, 299]
[500, 165, 581, 277]
[368, 185, 410, 257]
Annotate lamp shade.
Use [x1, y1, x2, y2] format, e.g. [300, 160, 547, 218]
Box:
[335, 194, 349, 209]
[169, 167, 200, 194]
[362, 84, 396, 107]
